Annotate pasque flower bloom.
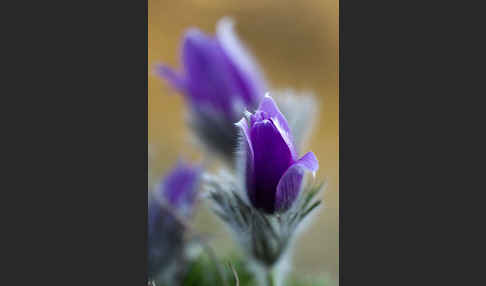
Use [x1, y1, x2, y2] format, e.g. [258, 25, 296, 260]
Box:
[156, 18, 267, 160]
[208, 94, 323, 278]
[148, 161, 201, 279]
[236, 95, 318, 214]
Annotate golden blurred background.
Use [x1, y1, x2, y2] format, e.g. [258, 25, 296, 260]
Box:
[149, 0, 338, 282]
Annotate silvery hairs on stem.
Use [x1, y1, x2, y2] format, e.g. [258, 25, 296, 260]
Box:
[205, 171, 325, 267]
[205, 95, 325, 269]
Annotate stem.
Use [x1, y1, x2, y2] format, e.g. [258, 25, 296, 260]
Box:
[194, 235, 228, 286]
[159, 202, 228, 286]
[265, 267, 275, 286]
[229, 262, 240, 286]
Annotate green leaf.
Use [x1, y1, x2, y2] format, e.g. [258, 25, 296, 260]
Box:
[300, 200, 322, 221]
[301, 181, 325, 210]
[180, 253, 334, 286]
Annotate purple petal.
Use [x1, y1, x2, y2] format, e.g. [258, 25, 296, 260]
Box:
[296, 151, 319, 173]
[258, 95, 291, 134]
[275, 152, 319, 212]
[158, 161, 201, 209]
[216, 17, 266, 108]
[182, 29, 237, 119]
[236, 117, 255, 203]
[249, 119, 294, 213]
[257, 95, 297, 159]
[154, 64, 187, 92]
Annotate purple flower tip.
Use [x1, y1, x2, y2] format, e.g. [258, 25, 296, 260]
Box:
[156, 17, 266, 123]
[148, 160, 202, 277]
[237, 95, 318, 214]
[148, 160, 201, 235]
[158, 160, 201, 211]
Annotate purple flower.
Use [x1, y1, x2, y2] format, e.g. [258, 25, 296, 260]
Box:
[236, 95, 318, 214]
[155, 18, 267, 160]
[156, 18, 265, 122]
[159, 161, 201, 213]
[148, 161, 201, 278]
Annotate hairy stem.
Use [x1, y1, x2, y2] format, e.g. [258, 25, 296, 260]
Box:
[265, 268, 275, 286]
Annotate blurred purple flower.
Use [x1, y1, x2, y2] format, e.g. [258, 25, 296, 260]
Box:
[158, 161, 201, 213]
[155, 18, 267, 160]
[148, 161, 201, 278]
[236, 95, 318, 214]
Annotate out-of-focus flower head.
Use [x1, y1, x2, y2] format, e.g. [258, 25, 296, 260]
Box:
[155, 17, 267, 162]
[148, 160, 201, 281]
